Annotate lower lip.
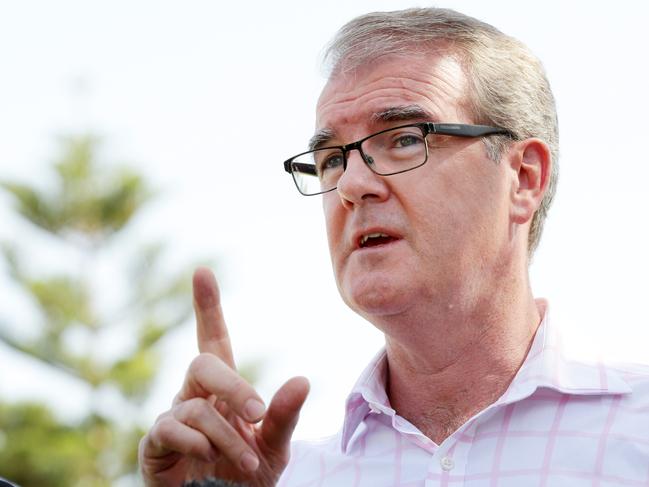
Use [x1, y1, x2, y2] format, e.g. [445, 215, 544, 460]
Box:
[356, 238, 402, 252]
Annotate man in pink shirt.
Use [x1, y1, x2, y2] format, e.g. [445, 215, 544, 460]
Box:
[139, 8, 649, 487]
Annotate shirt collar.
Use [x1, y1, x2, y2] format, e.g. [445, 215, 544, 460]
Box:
[501, 302, 631, 401]
[341, 348, 391, 452]
[340, 302, 632, 453]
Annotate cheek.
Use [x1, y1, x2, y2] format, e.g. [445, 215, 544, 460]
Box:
[408, 171, 501, 253]
[322, 196, 344, 258]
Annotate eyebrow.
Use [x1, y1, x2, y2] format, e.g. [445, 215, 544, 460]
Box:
[308, 104, 436, 151]
[308, 128, 336, 151]
[370, 104, 436, 124]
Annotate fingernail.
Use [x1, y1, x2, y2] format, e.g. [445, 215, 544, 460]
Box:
[244, 399, 266, 421]
[241, 451, 259, 472]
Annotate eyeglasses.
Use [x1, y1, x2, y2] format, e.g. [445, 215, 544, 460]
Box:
[283, 122, 513, 196]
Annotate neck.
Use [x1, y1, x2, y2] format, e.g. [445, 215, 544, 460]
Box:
[383, 276, 542, 445]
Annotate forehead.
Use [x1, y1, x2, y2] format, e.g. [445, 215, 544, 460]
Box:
[315, 52, 470, 136]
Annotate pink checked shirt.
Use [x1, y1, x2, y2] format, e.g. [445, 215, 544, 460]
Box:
[279, 307, 649, 486]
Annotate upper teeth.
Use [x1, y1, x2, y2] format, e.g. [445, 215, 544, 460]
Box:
[361, 232, 389, 246]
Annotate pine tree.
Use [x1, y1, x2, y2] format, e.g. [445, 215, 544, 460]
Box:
[0, 135, 200, 486]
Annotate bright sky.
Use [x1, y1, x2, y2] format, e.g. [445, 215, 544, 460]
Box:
[1, 0, 648, 446]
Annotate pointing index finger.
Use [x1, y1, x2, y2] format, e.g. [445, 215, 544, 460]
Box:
[192, 267, 235, 369]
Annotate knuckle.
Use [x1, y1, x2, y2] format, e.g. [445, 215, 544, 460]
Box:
[152, 416, 179, 446]
[154, 409, 172, 423]
[183, 399, 215, 426]
[227, 374, 248, 397]
[189, 352, 216, 375]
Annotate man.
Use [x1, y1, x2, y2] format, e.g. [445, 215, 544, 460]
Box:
[139, 8, 649, 487]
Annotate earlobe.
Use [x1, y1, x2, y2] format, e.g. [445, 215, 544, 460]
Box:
[509, 138, 551, 225]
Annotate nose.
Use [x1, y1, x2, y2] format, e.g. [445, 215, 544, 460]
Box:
[336, 148, 389, 208]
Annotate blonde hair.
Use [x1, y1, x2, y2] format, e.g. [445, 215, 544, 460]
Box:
[323, 8, 559, 255]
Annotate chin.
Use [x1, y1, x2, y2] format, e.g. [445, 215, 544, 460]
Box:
[341, 276, 413, 319]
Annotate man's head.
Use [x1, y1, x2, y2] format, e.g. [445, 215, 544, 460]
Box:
[312, 8, 555, 326]
[323, 8, 558, 255]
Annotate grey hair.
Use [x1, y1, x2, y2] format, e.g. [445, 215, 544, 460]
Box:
[323, 8, 559, 256]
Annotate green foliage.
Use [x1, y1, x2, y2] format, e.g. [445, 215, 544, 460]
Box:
[1, 136, 151, 241]
[108, 349, 158, 399]
[0, 403, 112, 487]
[28, 276, 95, 330]
[0, 135, 201, 486]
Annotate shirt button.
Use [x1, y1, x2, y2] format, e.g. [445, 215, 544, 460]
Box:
[440, 456, 455, 471]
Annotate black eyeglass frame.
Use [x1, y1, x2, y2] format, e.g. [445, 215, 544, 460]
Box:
[283, 122, 514, 196]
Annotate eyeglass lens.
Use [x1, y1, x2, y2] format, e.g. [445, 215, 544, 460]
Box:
[291, 125, 428, 195]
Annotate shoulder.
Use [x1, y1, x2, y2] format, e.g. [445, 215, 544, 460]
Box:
[604, 360, 649, 391]
[607, 360, 649, 403]
[279, 433, 345, 487]
[583, 361, 649, 439]
[607, 361, 649, 381]
[288, 431, 342, 458]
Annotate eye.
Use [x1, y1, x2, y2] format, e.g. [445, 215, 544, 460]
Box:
[315, 150, 344, 176]
[324, 153, 343, 168]
[392, 133, 424, 148]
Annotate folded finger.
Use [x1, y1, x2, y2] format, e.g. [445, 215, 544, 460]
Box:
[175, 353, 266, 423]
[144, 414, 216, 463]
[174, 397, 260, 472]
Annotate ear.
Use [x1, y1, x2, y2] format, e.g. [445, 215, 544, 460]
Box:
[507, 138, 552, 225]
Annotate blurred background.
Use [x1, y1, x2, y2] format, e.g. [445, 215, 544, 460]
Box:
[0, 0, 648, 485]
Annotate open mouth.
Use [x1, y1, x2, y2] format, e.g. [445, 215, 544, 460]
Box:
[359, 232, 398, 249]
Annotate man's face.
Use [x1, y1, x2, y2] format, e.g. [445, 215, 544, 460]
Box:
[316, 52, 515, 324]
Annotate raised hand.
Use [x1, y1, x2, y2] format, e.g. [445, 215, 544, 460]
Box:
[139, 268, 310, 487]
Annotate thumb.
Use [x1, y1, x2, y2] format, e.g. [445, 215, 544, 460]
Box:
[259, 376, 310, 456]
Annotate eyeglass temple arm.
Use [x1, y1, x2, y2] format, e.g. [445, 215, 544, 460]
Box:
[284, 160, 317, 176]
[431, 123, 513, 138]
